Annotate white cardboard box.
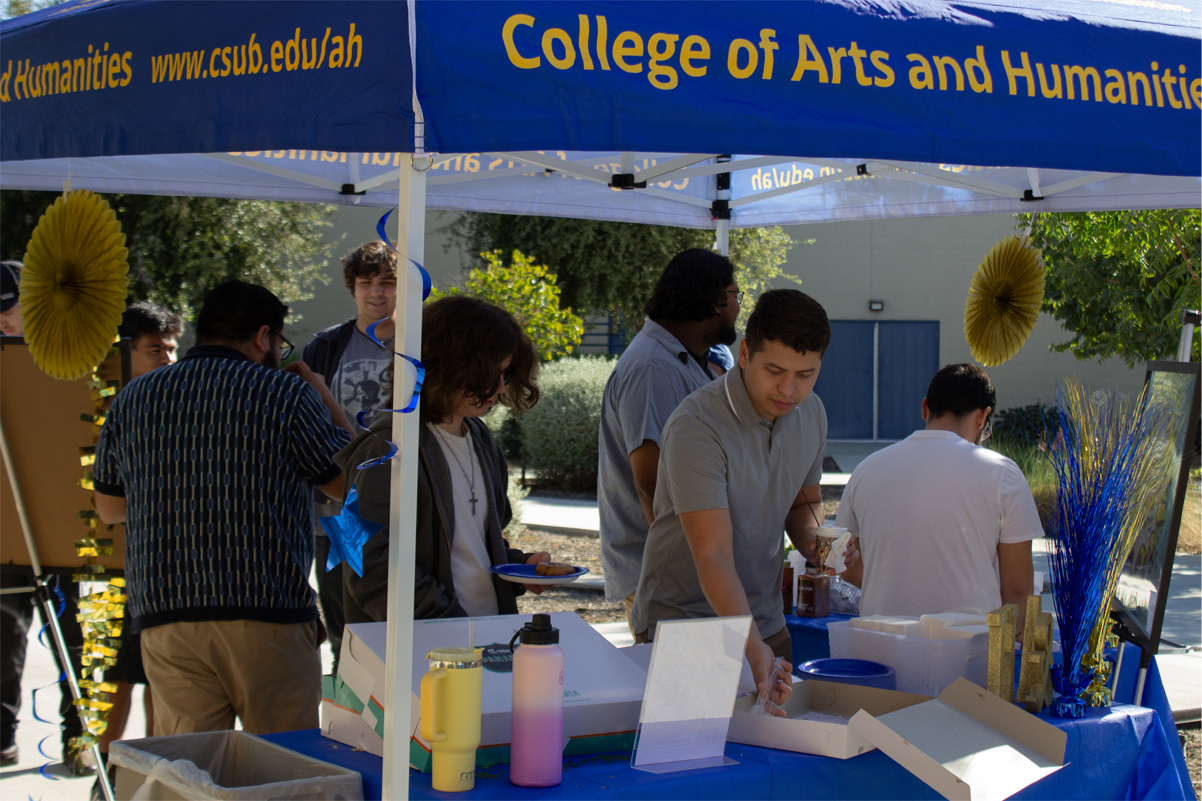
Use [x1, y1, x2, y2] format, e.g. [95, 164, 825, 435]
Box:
[848, 678, 1066, 801]
[727, 679, 931, 759]
[322, 612, 647, 772]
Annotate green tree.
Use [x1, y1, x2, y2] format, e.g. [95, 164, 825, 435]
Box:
[0, 190, 336, 320]
[430, 249, 584, 360]
[1021, 210, 1200, 367]
[441, 214, 798, 337]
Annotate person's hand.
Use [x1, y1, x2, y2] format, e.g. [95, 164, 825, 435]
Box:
[519, 551, 551, 595]
[749, 640, 792, 716]
[284, 360, 327, 390]
[841, 536, 860, 570]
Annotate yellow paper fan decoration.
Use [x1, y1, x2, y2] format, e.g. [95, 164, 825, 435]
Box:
[21, 190, 129, 380]
[964, 235, 1046, 367]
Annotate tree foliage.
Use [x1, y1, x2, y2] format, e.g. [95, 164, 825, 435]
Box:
[430, 249, 584, 361]
[0, 190, 336, 321]
[1021, 210, 1200, 367]
[441, 213, 797, 337]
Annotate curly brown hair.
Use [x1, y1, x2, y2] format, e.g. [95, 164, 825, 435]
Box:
[342, 241, 398, 293]
[420, 296, 539, 425]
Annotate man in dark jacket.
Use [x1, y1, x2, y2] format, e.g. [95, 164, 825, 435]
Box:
[301, 241, 397, 667]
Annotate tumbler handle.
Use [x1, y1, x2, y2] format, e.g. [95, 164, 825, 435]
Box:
[419, 669, 447, 742]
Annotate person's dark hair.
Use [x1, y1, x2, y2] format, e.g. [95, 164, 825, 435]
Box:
[119, 301, 184, 342]
[743, 289, 830, 357]
[195, 281, 288, 344]
[342, 241, 398, 293]
[643, 248, 735, 322]
[925, 364, 996, 419]
[420, 296, 539, 424]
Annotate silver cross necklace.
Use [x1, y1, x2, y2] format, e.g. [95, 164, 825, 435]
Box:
[434, 423, 478, 515]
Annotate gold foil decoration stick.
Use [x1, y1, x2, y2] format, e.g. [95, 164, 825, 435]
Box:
[987, 604, 1017, 703]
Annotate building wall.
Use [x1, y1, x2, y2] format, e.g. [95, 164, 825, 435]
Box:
[779, 213, 1143, 414]
[293, 207, 1145, 417]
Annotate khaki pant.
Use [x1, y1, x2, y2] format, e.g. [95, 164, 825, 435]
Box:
[141, 619, 321, 736]
[634, 621, 793, 664]
[623, 593, 637, 636]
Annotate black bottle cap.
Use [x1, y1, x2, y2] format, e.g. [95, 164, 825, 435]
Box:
[509, 613, 559, 649]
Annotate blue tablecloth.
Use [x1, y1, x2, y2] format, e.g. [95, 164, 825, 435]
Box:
[260, 618, 1190, 801]
[264, 697, 1189, 800]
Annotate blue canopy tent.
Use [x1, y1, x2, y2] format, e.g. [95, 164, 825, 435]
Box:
[2, 1, 1199, 797]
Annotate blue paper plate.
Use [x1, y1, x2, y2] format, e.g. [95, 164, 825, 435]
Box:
[491, 564, 589, 586]
[798, 658, 897, 691]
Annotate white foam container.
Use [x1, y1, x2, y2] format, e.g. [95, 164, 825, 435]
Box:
[828, 620, 989, 697]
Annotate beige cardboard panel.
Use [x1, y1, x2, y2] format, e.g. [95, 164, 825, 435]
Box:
[728, 680, 931, 759]
[940, 677, 1066, 765]
[849, 709, 971, 801]
[1, 339, 126, 572]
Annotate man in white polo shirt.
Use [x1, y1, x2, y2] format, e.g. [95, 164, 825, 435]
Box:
[838, 364, 1041, 622]
[631, 289, 830, 699]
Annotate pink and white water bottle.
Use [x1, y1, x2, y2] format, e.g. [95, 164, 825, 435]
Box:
[508, 613, 564, 787]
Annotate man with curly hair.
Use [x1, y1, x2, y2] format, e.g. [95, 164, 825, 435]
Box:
[302, 241, 397, 666]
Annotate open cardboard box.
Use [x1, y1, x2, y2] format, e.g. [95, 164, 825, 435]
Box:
[728, 679, 931, 758]
[322, 612, 646, 772]
[848, 678, 1066, 801]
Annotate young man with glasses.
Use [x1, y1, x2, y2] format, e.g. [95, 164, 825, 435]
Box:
[598, 248, 742, 633]
[92, 281, 353, 737]
[838, 363, 1041, 626]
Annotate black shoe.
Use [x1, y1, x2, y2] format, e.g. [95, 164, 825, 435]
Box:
[0, 743, 17, 767]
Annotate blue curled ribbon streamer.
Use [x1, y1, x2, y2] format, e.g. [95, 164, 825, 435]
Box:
[376, 208, 431, 302]
[31, 584, 71, 778]
[316, 210, 431, 573]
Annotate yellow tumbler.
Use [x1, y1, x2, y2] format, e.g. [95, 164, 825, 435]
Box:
[420, 646, 483, 792]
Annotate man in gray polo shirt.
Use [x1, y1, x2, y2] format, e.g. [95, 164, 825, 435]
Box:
[598, 249, 740, 630]
[632, 289, 831, 698]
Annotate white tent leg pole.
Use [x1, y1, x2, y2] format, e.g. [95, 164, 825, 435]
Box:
[714, 219, 730, 256]
[382, 158, 425, 801]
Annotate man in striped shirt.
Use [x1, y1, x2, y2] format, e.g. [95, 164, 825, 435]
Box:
[94, 281, 352, 736]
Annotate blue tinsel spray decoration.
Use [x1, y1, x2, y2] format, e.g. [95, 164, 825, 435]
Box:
[1045, 381, 1173, 718]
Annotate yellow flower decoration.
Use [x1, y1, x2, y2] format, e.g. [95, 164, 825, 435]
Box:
[22, 191, 129, 380]
[964, 235, 1046, 367]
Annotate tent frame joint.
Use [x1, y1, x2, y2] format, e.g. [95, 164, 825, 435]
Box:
[340, 183, 366, 196]
[610, 173, 647, 190]
[1021, 189, 1044, 202]
[711, 199, 731, 220]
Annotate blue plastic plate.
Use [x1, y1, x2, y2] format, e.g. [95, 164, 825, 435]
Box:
[490, 564, 589, 586]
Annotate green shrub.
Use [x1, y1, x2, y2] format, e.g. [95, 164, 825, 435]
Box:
[520, 356, 615, 491]
[991, 401, 1059, 451]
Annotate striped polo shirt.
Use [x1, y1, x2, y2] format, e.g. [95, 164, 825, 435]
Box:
[94, 345, 350, 631]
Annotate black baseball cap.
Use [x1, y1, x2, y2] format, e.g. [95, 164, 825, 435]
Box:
[0, 261, 21, 313]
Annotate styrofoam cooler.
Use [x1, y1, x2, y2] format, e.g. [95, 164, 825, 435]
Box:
[827, 620, 988, 696]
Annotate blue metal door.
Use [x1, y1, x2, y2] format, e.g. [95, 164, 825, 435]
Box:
[813, 321, 874, 438]
[878, 321, 940, 439]
[813, 320, 939, 440]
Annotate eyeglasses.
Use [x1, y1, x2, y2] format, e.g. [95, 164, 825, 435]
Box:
[272, 330, 294, 361]
[728, 289, 745, 304]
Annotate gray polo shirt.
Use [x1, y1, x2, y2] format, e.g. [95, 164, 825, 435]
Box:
[631, 364, 827, 639]
[598, 319, 715, 601]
